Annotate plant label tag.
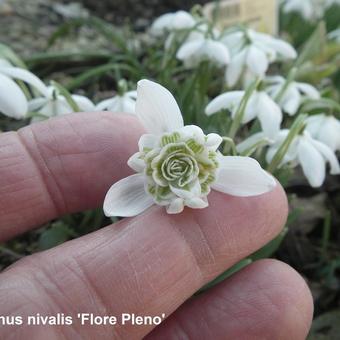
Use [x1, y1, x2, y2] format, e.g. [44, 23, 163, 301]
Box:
[203, 0, 278, 35]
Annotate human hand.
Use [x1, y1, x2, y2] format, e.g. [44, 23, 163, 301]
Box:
[0, 112, 313, 339]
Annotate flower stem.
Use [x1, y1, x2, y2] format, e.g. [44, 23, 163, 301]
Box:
[228, 77, 261, 140]
[51, 80, 80, 112]
[222, 137, 237, 155]
[274, 67, 297, 103]
[267, 113, 307, 174]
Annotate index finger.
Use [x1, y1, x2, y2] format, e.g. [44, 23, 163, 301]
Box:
[0, 111, 143, 241]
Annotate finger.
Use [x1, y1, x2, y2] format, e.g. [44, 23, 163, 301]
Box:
[0, 184, 288, 339]
[146, 259, 313, 340]
[0, 111, 144, 240]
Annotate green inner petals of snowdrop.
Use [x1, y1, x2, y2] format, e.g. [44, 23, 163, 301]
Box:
[140, 131, 219, 204]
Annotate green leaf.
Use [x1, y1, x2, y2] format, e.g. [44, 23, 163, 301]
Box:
[250, 227, 288, 261]
[0, 43, 26, 68]
[309, 310, 340, 340]
[38, 222, 75, 250]
[301, 98, 340, 114]
[196, 258, 252, 294]
[50, 80, 80, 112]
[295, 22, 327, 67]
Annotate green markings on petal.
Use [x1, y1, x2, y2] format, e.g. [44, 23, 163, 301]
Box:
[186, 138, 205, 154]
[161, 132, 181, 147]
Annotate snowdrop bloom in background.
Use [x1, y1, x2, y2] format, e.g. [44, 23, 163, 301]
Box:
[103, 79, 276, 217]
[266, 76, 320, 115]
[29, 85, 95, 122]
[281, 0, 324, 21]
[96, 91, 137, 114]
[306, 114, 340, 151]
[221, 28, 297, 87]
[177, 34, 230, 67]
[150, 10, 196, 37]
[266, 130, 340, 187]
[0, 58, 48, 119]
[205, 90, 282, 138]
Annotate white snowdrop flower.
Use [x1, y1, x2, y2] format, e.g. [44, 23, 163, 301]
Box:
[266, 130, 340, 187]
[96, 91, 137, 114]
[150, 10, 196, 37]
[103, 79, 276, 217]
[29, 85, 95, 122]
[306, 114, 340, 152]
[0, 58, 48, 119]
[281, 0, 325, 21]
[266, 76, 320, 115]
[205, 90, 283, 138]
[176, 35, 230, 67]
[221, 28, 297, 87]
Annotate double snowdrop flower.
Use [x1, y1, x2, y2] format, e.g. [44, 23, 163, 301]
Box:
[265, 76, 320, 115]
[305, 114, 340, 151]
[205, 90, 282, 138]
[221, 28, 297, 87]
[29, 85, 95, 122]
[103, 80, 276, 217]
[266, 130, 340, 187]
[96, 91, 137, 114]
[0, 58, 48, 119]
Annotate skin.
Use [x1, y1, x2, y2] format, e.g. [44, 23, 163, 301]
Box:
[0, 112, 313, 339]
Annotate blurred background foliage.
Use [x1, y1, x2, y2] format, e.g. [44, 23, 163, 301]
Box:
[0, 0, 339, 338]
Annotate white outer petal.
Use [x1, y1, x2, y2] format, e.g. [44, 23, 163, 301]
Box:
[226, 49, 247, 87]
[212, 155, 276, 196]
[204, 40, 230, 66]
[205, 91, 244, 116]
[246, 45, 269, 76]
[176, 40, 202, 63]
[317, 116, 340, 152]
[0, 73, 28, 119]
[103, 174, 154, 217]
[127, 152, 145, 172]
[0, 67, 48, 96]
[296, 82, 320, 99]
[136, 79, 184, 134]
[281, 85, 301, 115]
[310, 139, 340, 175]
[297, 138, 325, 187]
[95, 97, 117, 111]
[72, 95, 95, 112]
[256, 92, 282, 138]
[138, 134, 159, 151]
[166, 198, 184, 214]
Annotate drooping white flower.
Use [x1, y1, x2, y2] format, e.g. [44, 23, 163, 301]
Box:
[29, 85, 95, 122]
[103, 80, 276, 217]
[281, 0, 325, 21]
[96, 91, 137, 114]
[221, 28, 297, 87]
[0, 58, 48, 119]
[266, 130, 340, 187]
[150, 10, 196, 37]
[176, 35, 230, 67]
[265, 76, 320, 115]
[306, 114, 340, 151]
[205, 90, 282, 138]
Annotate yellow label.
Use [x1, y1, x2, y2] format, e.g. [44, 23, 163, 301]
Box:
[203, 0, 278, 35]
